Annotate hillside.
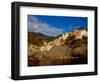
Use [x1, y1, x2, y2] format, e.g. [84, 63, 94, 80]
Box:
[28, 32, 55, 47]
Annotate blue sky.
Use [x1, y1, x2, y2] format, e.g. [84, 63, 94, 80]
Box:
[28, 15, 87, 37]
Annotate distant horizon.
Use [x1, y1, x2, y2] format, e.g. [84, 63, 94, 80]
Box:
[28, 15, 88, 37]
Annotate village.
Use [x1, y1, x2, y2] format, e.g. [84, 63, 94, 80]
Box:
[35, 28, 87, 52]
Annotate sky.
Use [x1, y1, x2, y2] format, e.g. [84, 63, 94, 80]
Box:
[28, 15, 87, 37]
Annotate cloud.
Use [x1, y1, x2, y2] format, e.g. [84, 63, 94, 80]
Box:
[28, 16, 64, 37]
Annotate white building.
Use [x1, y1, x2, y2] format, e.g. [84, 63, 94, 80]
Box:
[62, 33, 69, 40]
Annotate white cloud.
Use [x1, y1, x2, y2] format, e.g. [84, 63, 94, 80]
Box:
[28, 16, 64, 37]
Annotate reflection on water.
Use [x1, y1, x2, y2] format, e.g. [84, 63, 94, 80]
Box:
[28, 51, 87, 66]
